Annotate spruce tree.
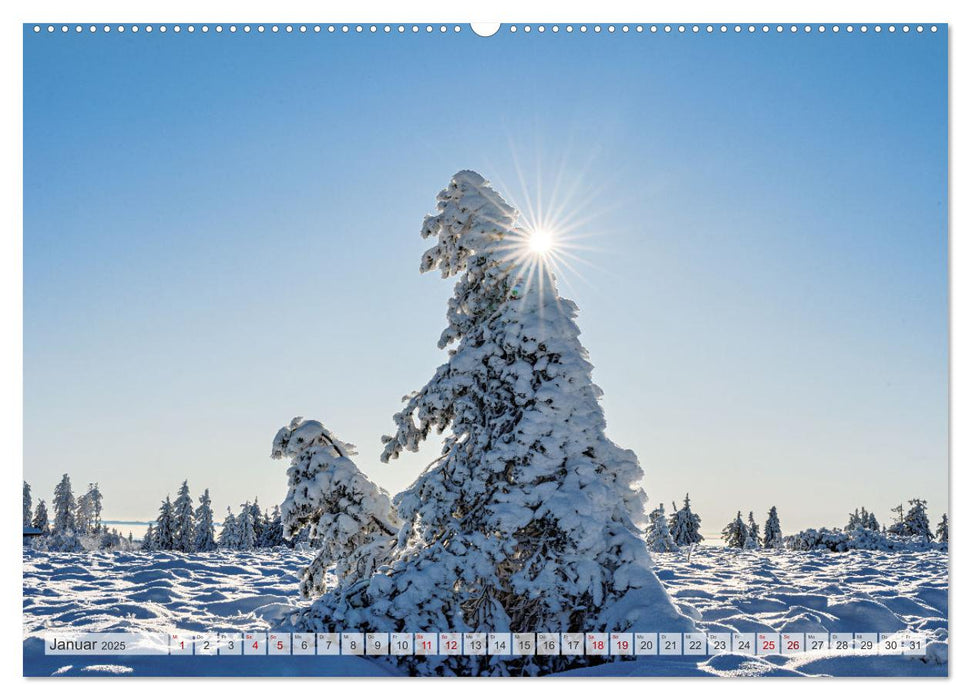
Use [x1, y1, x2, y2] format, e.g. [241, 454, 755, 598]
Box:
[762, 506, 783, 549]
[88, 483, 103, 533]
[237, 502, 256, 550]
[936, 514, 948, 545]
[52, 474, 77, 534]
[279, 171, 691, 675]
[141, 523, 155, 551]
[668, 493, 703, 546]
[173, 480, 195, 552]
[23, 481, 32, 528]
[155, 497, 175, 550]
[746, 511, 760, 547]
[32, 499, 50, 535]
[902, 498, 932, 542]
[219, 508, 238, 549]
[646, 503, 678, 552]
[722, 511, 748, 548]
[193, 489, 218, 552]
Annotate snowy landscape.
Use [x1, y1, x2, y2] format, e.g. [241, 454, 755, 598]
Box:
[22, 546, 947, 677]
[22, 171, 949, 678]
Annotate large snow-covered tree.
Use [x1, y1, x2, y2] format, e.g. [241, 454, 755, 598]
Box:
[32, 499, 50, 535]
[194, 489, 218, 552]
[173, 480, 195, 552]
[23, 481, 32, 528]
[722, 511, 748, 548]
[52, 474, 77, 534]
[155, 497, 175, 550]
[646, 503, 678, 553]
[279, 171, 692, 675]
[668, 493, 703, 546]
[762, 506, 783, 549]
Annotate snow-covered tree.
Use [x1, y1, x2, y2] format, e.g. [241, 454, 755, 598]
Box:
[237, 502, 256, 550]
[846, 508, 862, 531]
[173, 480, 195, 552]
[141, 523, 155, 551]
[646, 503, 678, 552]
[865, 511, 880, 531]
[32, 499, 50, 535]
[722, 511, 748, 548]
[23, 481, 32, 528]
[75, 491, 93, 535]
[155, 497, 175, 550]
[762, 506, 783, 549]
[218, 508, 238, 549]
[87, 483, 103, 533]
[260, 505, 285, 548]
[193, 489, 217, 552]
[745, 511, 760, 548]
[248, 500, 265, 547]
[936, 514, 948, 545]
[273, 418, 400, 595]
[280, 171, 692, 675]
[887, 503, 906, 535]
[668, 493, 703, 546]
[901, 498, 932, 542]
[52, 474, 76, 534]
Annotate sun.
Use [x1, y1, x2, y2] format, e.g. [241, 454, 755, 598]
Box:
[528, 228, 555, 254]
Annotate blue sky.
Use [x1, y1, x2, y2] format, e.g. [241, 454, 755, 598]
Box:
[24, 26, 947, 537]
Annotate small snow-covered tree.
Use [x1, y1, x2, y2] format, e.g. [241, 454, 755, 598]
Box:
[219, 508, 238, 549]
[865, 511, 880, 531]
[722, 511, 748, 548]
[887, 503, 906, 535]
[173, 480, 195, 552]
[23, 481, 32, 528]
[237, 502, 256, 550]
[846, 508, 862, 531]
[668, 493, 703, 546]
[248, 500, 265, 547]
[88, 483, 103, 533]
[901, 498, 932, 542]
[280, 172, 692, 675]
[155, 497, 175, 550]
[646, 503, 678, 552]
[762, 506, 783, 549]
[936, 514, 948, 545]
[745, 511, 760, 548]
[75, 491, 93, 535]
[193, 489, 218, 552]
[52, 474, 76, 534]
[260, 505, 285, 548]
[32, 499, 50, 535]
[141, 524, 155, 551]
[273, 418, 399, 595]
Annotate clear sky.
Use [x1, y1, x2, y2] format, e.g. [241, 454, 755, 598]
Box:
[24, 26, 948, 539]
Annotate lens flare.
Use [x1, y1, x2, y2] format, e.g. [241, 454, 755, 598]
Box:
[528, 229, 555, 254]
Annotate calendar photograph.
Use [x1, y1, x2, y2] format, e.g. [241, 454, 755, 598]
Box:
[21, 21, 948, 678]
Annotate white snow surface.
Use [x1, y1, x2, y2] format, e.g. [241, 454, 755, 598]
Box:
[23, 546, 946, 677]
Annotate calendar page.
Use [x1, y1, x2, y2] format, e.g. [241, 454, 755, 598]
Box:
[21, 13, 949, 680]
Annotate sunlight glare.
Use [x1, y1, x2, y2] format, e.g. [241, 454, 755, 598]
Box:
[529, 229, 555, 254]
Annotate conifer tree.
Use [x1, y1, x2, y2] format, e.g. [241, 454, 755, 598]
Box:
[32, 499, 50, 535]
[193, 489, 218, 552]
[646, 503, 678, 552]
[23, 481, 32, 528]
[668, 493, 703, 546]
[219, 508, 238, 549]
[88, 483, 103, 533]
[237, 502, 256, 550]
[901, 498, 932, 542]
[278, 171, 691, 675]
[722, 511, 748, 548]
[936, 513, 948, 545]
[762, 506, 783, 549]
[173, 480, 195, 552]
[141, 523, 155, 551]
[155, 497, 175, 550]
[746, 511, 760, 548]
[52, 474, 77, 534]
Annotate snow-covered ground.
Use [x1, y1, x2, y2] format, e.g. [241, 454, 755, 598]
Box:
[22, 546, 947, 677]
